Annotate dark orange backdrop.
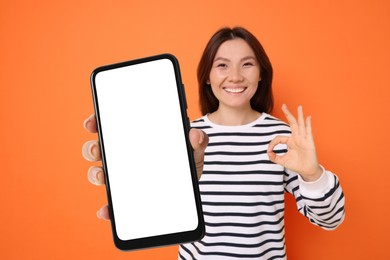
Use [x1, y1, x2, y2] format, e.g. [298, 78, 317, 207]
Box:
[1, 0, 389, 259]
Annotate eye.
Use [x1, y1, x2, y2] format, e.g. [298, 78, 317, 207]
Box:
[216, 63, 227, 68]
[243, 62, 255, 67]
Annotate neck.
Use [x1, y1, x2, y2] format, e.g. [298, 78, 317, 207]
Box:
[208, 105, 261, 126]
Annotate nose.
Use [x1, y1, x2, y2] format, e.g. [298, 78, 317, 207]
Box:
[228, 66, 244, 82]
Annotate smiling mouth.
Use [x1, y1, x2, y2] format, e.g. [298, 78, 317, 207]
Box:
[223, 87, 247, 94]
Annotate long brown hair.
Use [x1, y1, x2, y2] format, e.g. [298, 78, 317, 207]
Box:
[197, 27, 273, 115]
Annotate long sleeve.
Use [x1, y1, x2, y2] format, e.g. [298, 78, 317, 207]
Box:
[284, 167, 345, 230]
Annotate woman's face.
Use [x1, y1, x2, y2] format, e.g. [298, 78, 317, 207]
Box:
[208, 38, 261, 111]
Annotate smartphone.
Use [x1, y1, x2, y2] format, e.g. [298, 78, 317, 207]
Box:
[90, 54, 204, 251]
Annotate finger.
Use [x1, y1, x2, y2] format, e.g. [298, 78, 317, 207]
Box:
[267, 135, 289, 153]
[297, 105, 306, 137]
[88, 166, 105, 186]
[305, 116, 314, 142]
[82, 140, 101, 162]
[189, 128, 209, 179]
[97, 205, 110, 221]
[84, 114, 97, 133]
[189, 128, 209, 149]
[282, 104, 298, 133]
[267, 135, 289, 164]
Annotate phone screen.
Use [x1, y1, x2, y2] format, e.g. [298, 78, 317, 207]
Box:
[90, 54, 204, 250]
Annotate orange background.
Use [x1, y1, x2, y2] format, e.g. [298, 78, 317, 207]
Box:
[1, 0, 389, 259]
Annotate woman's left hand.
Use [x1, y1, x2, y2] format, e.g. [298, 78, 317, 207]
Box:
[267, 104, 323, 182]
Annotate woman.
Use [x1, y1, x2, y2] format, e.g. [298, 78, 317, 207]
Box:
[83, 27, 345, 259]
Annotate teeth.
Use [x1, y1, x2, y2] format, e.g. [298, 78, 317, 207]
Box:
[224, 87, 245, 93]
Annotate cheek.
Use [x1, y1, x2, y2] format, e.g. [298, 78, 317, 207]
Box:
[210, 85, 220, 97]
[209, 69, 227, 84]
[251, 70, 261, 83]
[247, 86, 258, 98]
[246, 77, 259, 98]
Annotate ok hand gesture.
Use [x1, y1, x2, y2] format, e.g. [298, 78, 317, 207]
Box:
[267, 104, 323, 182]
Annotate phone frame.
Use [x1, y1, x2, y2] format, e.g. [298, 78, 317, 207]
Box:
[90, 53, 204, 251]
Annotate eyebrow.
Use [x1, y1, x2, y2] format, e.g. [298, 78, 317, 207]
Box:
[213, 56, 257, 63]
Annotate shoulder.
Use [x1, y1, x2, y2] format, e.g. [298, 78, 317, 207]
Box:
[254, 113, 291, 132]
[190, 115, 212, 130]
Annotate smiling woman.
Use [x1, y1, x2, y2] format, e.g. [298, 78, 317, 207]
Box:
[174, 27, 345, 260]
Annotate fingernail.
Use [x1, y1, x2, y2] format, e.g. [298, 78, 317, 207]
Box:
[88, 168, 98, 183]
[97, 209, 102, 219]
[198, 130, 204, 145]
[89, 167, 102, 184]
[88, 143, 99, 158]
[83, 117, 91, 129]
[96, 170, 104, 184]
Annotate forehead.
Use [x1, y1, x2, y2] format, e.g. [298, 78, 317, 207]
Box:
[215, 38, 256, 60]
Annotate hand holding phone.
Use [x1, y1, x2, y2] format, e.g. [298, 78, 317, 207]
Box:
[89, 54, 204, 251]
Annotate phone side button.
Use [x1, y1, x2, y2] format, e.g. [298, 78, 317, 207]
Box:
[182, 84, 188, 109]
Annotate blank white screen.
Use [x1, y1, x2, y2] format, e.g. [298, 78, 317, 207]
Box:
[94, 59, 198, 241]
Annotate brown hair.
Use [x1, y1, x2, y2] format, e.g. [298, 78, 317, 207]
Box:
[197, 27, 274, 115]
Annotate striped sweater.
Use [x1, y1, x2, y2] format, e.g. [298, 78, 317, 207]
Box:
[178, 113, 345, 259]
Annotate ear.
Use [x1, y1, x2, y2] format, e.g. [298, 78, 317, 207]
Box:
[206, 79, 210, 85]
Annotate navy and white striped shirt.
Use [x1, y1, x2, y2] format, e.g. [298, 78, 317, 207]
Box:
[178, 113, 345, 259]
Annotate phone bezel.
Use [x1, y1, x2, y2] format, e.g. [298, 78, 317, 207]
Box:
[90, 53, 204, 251]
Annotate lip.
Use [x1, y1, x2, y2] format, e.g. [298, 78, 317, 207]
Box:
[223, 87, 247, 94]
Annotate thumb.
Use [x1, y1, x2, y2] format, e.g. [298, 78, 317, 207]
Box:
[189, 128, 208, 150]
[189, 128, 209, 179]
[267, 135, 288, 166]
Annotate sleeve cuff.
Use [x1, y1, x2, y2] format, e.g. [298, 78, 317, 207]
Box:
[297, 165, 335, 199]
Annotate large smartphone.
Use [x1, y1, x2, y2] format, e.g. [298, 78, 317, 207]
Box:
[90, 54, 204, 251]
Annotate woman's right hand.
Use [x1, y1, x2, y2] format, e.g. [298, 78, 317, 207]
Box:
[81, 114, 208, 221]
